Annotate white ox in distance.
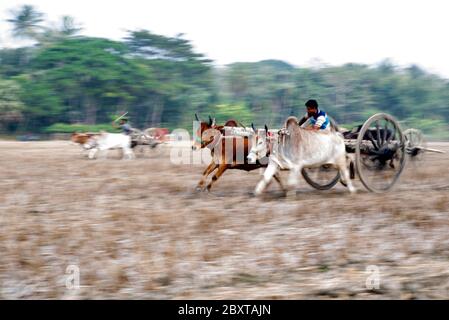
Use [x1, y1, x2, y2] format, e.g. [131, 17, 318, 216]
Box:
[85, 132, 135, 160]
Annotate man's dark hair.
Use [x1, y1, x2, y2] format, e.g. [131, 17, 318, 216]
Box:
[305, 99, 318, 108]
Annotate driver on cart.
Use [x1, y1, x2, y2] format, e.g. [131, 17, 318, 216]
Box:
[298, 99, 331, 131]
[112, 117, 133, 135]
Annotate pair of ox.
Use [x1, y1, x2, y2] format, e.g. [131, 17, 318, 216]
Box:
[194, 115, 356, 195]
[192, 115, 282, 192]
[71, 132, 134, 160]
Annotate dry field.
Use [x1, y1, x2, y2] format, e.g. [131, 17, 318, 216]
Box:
[0, 140, 449, 299]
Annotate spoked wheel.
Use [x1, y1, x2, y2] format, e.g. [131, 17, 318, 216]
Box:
[404, 128, 426, 160]
[355, 113, 407, 193]
[129, 130, 146, 157]
[301, 166, 341, 190]
[144, 128, 165, 147]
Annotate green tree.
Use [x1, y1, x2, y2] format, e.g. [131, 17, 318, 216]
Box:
[20, 37, 157, 127]
[59, 16, 82, 37]
[0, 47, 34, 77]
[39, 15, 83, 45]
[125, 30, 216, 128]
[0, 79, 25, 132]
[7, 5, 45, 41]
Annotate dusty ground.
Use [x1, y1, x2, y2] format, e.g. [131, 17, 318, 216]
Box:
[0, 140, 448, 299]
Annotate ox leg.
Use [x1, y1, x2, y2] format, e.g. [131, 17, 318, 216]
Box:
[196, 162, 218, 191]
[255, 162, 278, 196]
[205, 165, 227, 192]
[287, 166, 300, 188]
[88, 148, 98, 160]
[285, 165, 301, 199]
[273, 173, 287, 192]
[123, 147, 135, 160]
[94, 145, 108, 160]
[338, 159, 356, 193]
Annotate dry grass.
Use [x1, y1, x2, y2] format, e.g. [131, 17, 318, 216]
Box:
[0, 140, 449, 299]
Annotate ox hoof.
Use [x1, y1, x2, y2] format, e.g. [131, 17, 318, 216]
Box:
[254, 181, 266, 196]
[194, 186, 203, 193]
[349, 188, 357, 194]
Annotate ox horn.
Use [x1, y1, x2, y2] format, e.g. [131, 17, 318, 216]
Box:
[265, 124, 269, 134]
[251, 123, 256, 132]
[208, 115, 213, 126]
[195, 113, 200, 122]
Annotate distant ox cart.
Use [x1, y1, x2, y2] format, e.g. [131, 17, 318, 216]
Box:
[71, 127, 170, 159]
[130, 127, 169, 149]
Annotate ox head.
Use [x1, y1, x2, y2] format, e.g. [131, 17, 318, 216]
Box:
[192, 114, 219, 151]
[247, 124, 272, 163]
[71, 132, 85, 144]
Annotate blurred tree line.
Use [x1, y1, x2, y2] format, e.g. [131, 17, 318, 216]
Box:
[1, 5, 448, 139]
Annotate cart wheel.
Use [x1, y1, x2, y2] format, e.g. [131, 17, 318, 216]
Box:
[301, 166, 340, 190]
[355, 113, 406, 193]
[144, 128, 157, 138]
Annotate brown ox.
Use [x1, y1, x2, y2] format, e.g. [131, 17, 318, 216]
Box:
[192, 115, 285, 192]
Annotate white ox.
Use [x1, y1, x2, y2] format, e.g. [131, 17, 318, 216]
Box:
[248, 116, 356, 196]
[85, 132, 135, 160]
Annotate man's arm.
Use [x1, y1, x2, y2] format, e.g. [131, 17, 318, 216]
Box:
[313, 115, 326, 130]
[298, 116, 308, 126]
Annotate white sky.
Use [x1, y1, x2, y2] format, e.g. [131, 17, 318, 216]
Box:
[1, 0, 449, 78]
